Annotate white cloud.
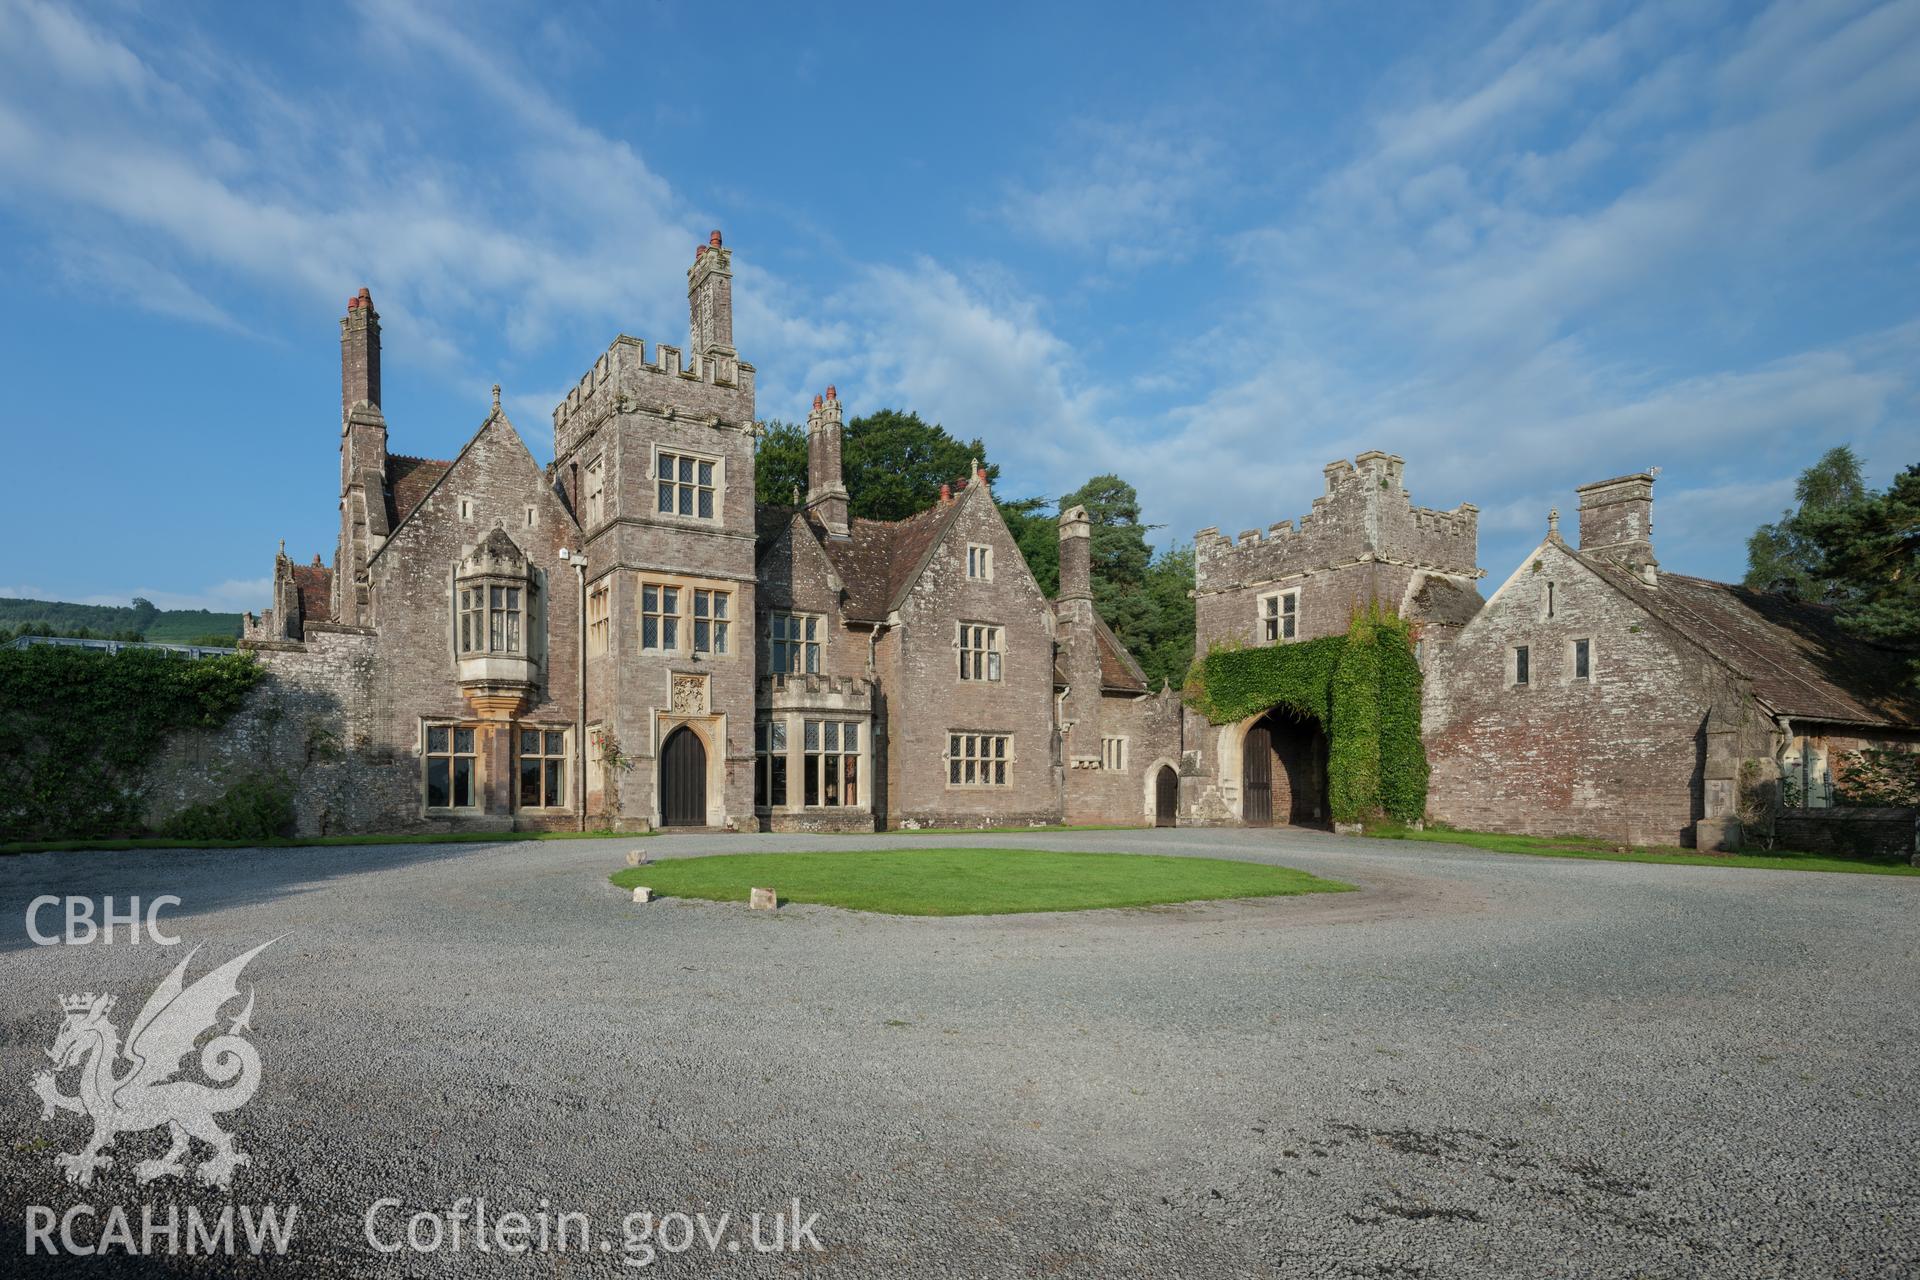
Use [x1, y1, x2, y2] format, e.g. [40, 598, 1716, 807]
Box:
[997, 123, 1223, 267]
[0, 0, 705, 380]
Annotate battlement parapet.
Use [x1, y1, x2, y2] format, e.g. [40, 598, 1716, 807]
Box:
[1195, 452, 1480, 590]
[553, 334, 756, 458]
[758, 671, 875, 712]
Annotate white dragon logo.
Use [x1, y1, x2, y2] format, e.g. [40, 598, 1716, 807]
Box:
[31, 940, 274, 1190]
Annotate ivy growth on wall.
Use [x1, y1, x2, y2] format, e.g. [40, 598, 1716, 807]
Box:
[0, 645, 266, 841]
[1184, 607, 1427, 825]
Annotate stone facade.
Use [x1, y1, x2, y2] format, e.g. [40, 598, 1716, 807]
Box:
[1424, 478, 1920, 849]
[1182, 450, 1485, 827]
[193, 236, 1916, 850]
[231, 235, 1177, 836]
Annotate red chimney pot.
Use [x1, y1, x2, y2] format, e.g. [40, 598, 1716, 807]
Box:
[813, 394, 823, 410]
[825, 384, 836, 401]
[940, 483, 951, 503]
[709, 230, 723, 247]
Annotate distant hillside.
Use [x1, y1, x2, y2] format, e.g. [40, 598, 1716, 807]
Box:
[0, 597, 243, 644]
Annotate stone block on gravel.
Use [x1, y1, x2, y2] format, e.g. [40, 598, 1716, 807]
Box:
[631, 886, 653, 903]
[626, 849, 650, 866]
[749, 887, 777, 910]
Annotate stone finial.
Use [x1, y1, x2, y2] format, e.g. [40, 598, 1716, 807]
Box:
[491, 383, 502, 410]
[278, 538, 286, 558]
[791, 484, 801, 505]
[1548, 508, 1560, 537]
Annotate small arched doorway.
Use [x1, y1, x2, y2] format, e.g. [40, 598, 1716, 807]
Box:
[1242, 708, 1328, 827]
[659, 726, 707, 827]
[1154, 766, 1179, 827]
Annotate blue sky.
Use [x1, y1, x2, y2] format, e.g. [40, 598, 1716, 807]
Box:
[1, 0, 1915, 612]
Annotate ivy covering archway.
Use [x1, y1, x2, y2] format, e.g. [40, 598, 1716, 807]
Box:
[1184, 608, 1426, 825]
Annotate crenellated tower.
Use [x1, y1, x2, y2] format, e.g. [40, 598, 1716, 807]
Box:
[1192, 451, 1482, 651]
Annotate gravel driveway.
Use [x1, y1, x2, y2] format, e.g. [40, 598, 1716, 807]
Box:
[2, 829, 1915, 1278]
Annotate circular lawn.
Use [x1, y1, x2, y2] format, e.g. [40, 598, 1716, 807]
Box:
[610, 846, 1350, 916]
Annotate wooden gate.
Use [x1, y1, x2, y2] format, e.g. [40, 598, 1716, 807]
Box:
[1155, 766, 1178, 827]
[659, 726, 707, 827]
[1243, 721, 1273, 827]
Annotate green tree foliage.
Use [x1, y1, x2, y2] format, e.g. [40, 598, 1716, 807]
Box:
[1744, 446, 1867, 599]
[1797, 462, 1920, 679]
[755, 408, 996, 521]
[0, 596, 241, 642]
[1136, 545, 1197, 691]
[0, 645, 265, 840]
[845, 409, 996, 521]
[753, 419, 809, 508]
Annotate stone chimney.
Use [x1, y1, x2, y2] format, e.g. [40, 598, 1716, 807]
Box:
[337, 287, 389, 625]
[1576, 472, 1657, 582]
[805, 386, 850, 537]
[341, 287, 380, 421]
[1058, 504, 1092, 603]
[687, 230, 734, 360]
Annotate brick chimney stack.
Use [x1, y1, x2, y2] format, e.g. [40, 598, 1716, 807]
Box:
[1576, 472, 1657, 582]
[340, 287, 380, 421]
[687, 230, 734, 361]
[1058, 504, 1092, 603]
[805, 386, 850, 537]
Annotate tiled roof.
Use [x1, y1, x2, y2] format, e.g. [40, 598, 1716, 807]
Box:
[806, 498, 968, 623]
[1581, 557, 1920, 728]
[291, 562, 333, 625]
[386, 454, 452, 527]
[1093, 614, 1150, 693]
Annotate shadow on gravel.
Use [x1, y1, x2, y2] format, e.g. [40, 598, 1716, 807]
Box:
[0, 839, 524, 954]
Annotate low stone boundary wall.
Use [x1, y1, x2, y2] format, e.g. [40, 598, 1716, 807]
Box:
[1775, 807, 1918, 864]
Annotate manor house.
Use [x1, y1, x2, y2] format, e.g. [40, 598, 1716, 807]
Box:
[202, 232, 1914, 850]
[232, 234, 1191, 834]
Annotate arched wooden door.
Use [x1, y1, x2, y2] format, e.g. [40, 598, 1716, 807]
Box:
[659, 726, 707, 827]
[1154, 766, 1179, 827]
[1243, 721, 1273, 827]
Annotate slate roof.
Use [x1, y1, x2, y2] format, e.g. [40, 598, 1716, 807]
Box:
[386, 454, 452, 527]
[291, 562, 333, 625]
[1580, 557, 1920, 728]
[1405, 572, 1485, 628]
[1093, 613, 1150, 693]
[799, 499, 969, 624]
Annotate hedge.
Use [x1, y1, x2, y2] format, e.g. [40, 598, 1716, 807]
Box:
[0, 645, 266, 842]
[1185, 607, 1426, 824]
